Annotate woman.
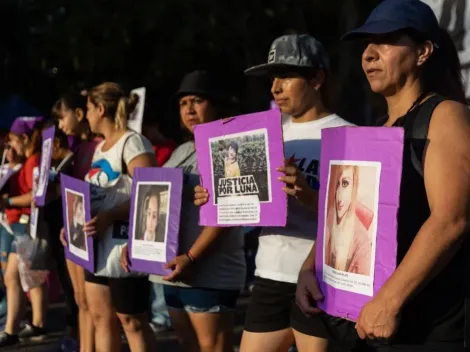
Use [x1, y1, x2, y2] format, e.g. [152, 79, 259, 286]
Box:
[55, 92, 99, 351]
[224, 142, 240, 178]
[137, 189, 163, 243]
[324, 165, 371, 275]
[122, 70, 246, 352]
[15, 120, 75, 343]
[0, 116, 43, 347]
[194, 35, 353, 352]
[78, 82, 156, 352]
[294, 1, 470, 351]
[0, 144, 22, 329]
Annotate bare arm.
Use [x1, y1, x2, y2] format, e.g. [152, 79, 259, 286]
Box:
[188, 226, 225, 259]
[377, 101, 470, 310]
[107, 152, 156, 222]
[9, 191, 33, 208]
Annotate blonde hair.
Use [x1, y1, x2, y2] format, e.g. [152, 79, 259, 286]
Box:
[88, 82, 139, 129]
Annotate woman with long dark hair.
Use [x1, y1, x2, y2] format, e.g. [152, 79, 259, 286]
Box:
[54, 92, 99, 351]
[294, 1, 470, 351]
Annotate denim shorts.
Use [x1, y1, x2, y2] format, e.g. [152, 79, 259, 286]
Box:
[0, 223, 28, 263]
[163, 285, 239, 313]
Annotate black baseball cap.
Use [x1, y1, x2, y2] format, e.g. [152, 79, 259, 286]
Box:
[342, 0, 440, 45]
[175, 70, 221, 100]
[244, 34, 329, 76]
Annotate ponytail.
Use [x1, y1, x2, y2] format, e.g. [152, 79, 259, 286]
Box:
[419, 28, 466, 104]
[115, 93, 139, 130]
[88, 82, 138, 130]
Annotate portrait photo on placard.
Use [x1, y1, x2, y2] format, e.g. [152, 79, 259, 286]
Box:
[209, 128, 271, 205]
[131, 182, 170, 262]
[37, 138, 51, 197]
[65, 189, 88, 260]
[322, 160, 381, 296]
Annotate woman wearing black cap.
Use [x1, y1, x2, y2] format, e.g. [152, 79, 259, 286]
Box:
[293, 0, 470, 351]
[121, 70, 246, 352]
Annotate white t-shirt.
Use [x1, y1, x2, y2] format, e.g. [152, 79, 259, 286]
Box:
[255, 114, 354, 284]
[84, 131, 154, 277]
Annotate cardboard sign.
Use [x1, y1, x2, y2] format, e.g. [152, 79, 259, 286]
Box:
[315, 126, 404, 321]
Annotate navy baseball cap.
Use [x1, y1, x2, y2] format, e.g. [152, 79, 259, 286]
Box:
[244, 34, 329, 76]
[342, 0, 440, 45]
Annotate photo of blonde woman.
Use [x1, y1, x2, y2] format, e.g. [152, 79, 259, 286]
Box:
[324, 162, 380, 280]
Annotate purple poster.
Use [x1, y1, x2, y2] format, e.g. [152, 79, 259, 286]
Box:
[128, 167, 183, 276]
[194, 110, 286, 227]
[61, 174, 94, 272]
[35, 126, 55, 206]
[315, 126, 404, 321]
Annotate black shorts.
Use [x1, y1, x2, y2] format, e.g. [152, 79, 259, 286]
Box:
[244, 276, 296, 333]
[291, 304, 466, 352]
[84, 271, 149, 315]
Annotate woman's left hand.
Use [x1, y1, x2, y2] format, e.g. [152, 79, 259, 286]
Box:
[277, 160, 317, 209]
[84, 211, 113, 237]
[163, 254, 192, 282]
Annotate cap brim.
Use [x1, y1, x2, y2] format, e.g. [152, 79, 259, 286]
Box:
[341, 20, 410, 41]
[244, 63, 312, 76]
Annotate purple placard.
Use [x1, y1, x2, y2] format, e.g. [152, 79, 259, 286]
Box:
[61, 174, 94, 272]
[128, 167, 183, 276]
[194, 109, 286, 227]
[315, 126, 404, 321]
[35, 126, 55, 206]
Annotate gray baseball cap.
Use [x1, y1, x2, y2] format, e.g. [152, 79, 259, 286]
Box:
[244, 34, 330, 76]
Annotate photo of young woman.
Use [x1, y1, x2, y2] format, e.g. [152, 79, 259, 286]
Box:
[224, 141, 240, 178]
[67, 193, 87, 252]
[134, 186, 167, 243]
[323, 163, 379, 276]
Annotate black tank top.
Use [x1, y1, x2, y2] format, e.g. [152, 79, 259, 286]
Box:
[378, 97, 465, 343]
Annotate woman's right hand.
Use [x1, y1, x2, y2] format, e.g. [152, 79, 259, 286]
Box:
[296, 265, 324, 316]
[194, 185, 209, 207]
[59, 227, 67, 247]
[120, 244, 130, 273]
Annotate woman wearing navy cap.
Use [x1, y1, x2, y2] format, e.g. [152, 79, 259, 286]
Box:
[294, 0, 470, 351]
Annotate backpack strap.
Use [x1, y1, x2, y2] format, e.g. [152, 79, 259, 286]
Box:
[121, 132, 135, 176]
[408, 95, 446, 178]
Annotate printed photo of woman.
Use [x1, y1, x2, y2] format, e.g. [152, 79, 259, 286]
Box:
[135, 187, 165, 243]
[224, 141, 241, 178]
[324, 164, 376, 276]
[68, 193, 86, 251]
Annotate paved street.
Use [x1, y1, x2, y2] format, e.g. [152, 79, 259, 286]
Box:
[4, 297, 248, 352]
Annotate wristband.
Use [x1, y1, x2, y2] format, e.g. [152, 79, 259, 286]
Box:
[7, 198, 12, 207]
[186, 251, 196, 263]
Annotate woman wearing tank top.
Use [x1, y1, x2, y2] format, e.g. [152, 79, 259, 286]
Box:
[293, 1, 470, 352]
[194, 35, 353, 352]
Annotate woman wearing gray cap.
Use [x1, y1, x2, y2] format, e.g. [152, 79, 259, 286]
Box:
[294, 1, 470, 351]
[195, 34, 353, 352]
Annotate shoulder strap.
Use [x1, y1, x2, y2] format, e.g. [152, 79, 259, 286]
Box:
[121, 132, 135, 176]
[409, 95, 446, 178]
